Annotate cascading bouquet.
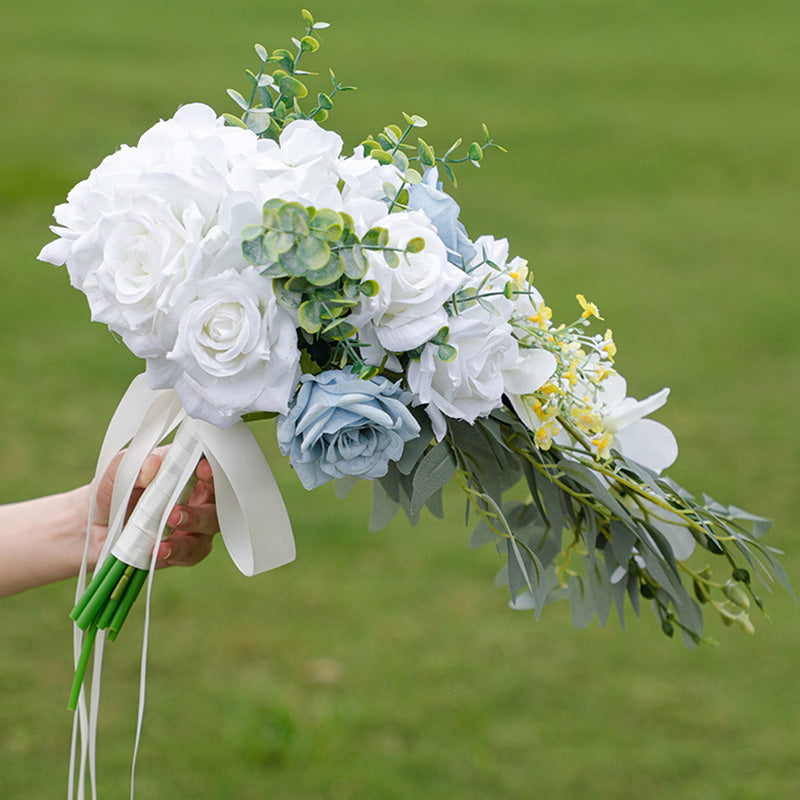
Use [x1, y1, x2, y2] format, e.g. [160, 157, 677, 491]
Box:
[39, 8, 789, 795]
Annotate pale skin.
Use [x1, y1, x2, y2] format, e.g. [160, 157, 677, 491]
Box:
[0, 453, 219, 599]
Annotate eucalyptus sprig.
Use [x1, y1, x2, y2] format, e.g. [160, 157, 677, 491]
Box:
[242, 198, 427, 376]
[362, 114, 506, 188]
[224, 9, 354, 138]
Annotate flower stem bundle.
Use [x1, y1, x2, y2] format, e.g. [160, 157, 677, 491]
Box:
[67, 427, 201, 710]
[68, 557, 148, 710]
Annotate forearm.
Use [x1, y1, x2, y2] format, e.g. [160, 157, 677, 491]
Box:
[0, 486, 93, 598]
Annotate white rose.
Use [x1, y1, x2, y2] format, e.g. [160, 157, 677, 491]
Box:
[408, 310, 554, 440]
[147, 267, 300, 428]
[38, 104, 268, 357]
[238, 119, 345, 209]
[73, 194, 226, 357]
[352, 210, 466, 353]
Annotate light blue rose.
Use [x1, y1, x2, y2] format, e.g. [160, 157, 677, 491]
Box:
[407, 168, 476, 268]
[277, 370, 421, 489]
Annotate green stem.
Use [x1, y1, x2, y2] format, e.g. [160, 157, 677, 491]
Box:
[107, 569, 149, 641]
[74, 557, 128, 630]
[69, 555, 116, 622]
[67, 624, 98, 712]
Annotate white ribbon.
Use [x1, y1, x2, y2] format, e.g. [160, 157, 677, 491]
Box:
[69, 374, 296, 799]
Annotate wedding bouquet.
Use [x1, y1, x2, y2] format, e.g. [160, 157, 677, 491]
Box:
[39, 8, 788, 796]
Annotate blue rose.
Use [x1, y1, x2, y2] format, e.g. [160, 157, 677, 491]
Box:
[277, 370, 421, 489]
[407, 168, 476, 268]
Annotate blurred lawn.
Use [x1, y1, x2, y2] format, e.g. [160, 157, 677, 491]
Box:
[1, 1, 799, 797]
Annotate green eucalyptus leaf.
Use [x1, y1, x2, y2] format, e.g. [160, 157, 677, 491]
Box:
[437, 343, 457, 362]
[311, 207, 344, 239]
[317, 92, 333, 110]
[244, 108, 273, 134]
[222, 113, 247, 129]
[417, 138, 436, 167]
[273, 279, 301, 309]
[279, 248, 307, 276]
[405, 237, 425, 254]
[370, 149, 394, 166]
[258, 263, 286, 278]
[405, 168, 423, 185]
[468, 142, 483, 161]
[363, 227, 389, 248]
[441, 161, 457, 185]
[280, 203, 310, 236]
[242, 236, 269, 266]
[298, 300, 322, 333]
[239, 223, 260, 247]
[392, 150, 409, 173]
[297, 236, 331, 270]
[279, 74, 308, 99]
[254, 43, 269, 62]
[306, 253, 345, 286]
[383, 249, 400, 268]
[341, 245, 368, 279]
[402, 112, 428, 128]
[359, 279, 380, 297]
[227, 88, 250, 110]
[269, 49, 294, 72]
[263, 230, 295, 261]
[300, 35, 319, 52]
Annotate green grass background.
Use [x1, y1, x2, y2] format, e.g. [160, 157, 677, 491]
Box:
[1, 1, 799, 797]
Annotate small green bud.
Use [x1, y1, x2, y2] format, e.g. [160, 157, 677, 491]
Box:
[732, 568, 751, 585]
[735, 613, 756, 635]
[640, 583, 655, 599]
[692, 579, 709, 604]
[661, 619, 675, 638]
[722, 581, 751, 610]
[502, 281, 514, 299]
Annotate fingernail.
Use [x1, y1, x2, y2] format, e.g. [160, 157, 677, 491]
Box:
[159, 543, 172, 562]
[168, 509, 187, 528]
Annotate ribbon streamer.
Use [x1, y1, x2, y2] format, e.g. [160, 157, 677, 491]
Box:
[69, 374, 296, 799]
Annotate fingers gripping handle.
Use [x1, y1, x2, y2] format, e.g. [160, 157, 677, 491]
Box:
[110, 423, 203, 569]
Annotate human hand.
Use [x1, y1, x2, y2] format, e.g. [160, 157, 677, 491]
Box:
[91, 450, 219, 569]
